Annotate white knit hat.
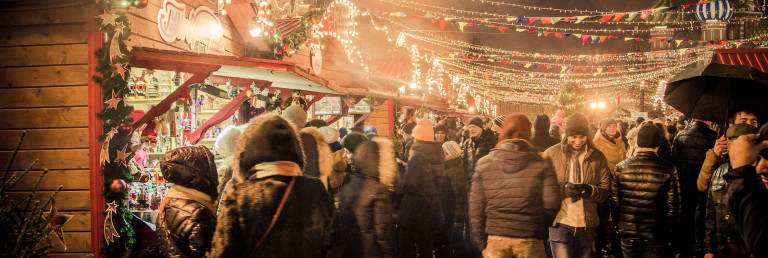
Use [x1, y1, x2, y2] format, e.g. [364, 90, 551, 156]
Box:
[318, 126, 340, 143]
[214, 125, 242, 157]
[442, 141, 461, 160]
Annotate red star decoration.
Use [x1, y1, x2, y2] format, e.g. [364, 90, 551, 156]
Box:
[43, 203, 74, 251]
[114, 144, 132, 166]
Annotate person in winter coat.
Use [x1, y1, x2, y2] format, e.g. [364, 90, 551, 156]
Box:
[593, 118, 627, 173]
[697, 109, 759, 193]
[653, 122, 672, 161]
[214, 125, 242, 198]
[470, 113, 562, 258]
[626, 128, 639, 158]
[400, 122, 416, 161]
[703, 124, 758, 258]
[435, 124, 448, 143]
[671, 119, 716, 257]
[399, 119, 445, 258]
[282, 105, 333, 187]
[723, 124, 768, 257]
[439, 141, 468, 228]
[531, 114, 560, 152]
[461, 117, 497, 181]
[610, 124, 681, 258]
[210, 113, 340, 258]
[320, 126, 347, 201]
[550, 125, 562, 142]
[618, 121, 630, 146]
[340, 138, 398, 258]
[544, 113, 611, 258]
[157, 146, 219, 258]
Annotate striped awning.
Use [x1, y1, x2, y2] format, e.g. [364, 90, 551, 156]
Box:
[715, 48, 768, 73]
[275, 18, 302, 35]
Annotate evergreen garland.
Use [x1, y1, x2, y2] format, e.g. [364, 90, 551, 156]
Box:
[92, 0, 137, 256]
[269, 7, 327, 60]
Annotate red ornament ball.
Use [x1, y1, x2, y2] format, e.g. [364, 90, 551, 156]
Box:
[110, 179, 127, 193]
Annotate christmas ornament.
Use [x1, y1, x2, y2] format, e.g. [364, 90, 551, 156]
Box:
[100, 127, 118, 166]
[114, 144, 132, 167]
[103, 201, 120, 245]
[114, 23, 125, 35]
[104, 90, 122, 110]
[113, 63, 127, 79]
[110, 179, 126, 193]
[98, 10, 117, 27]
[109, 32, 122, 63]
[42, 202, 74, 251]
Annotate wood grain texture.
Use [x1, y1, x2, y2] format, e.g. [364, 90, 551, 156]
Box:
[0, 5, 87, 27]
[0, 86, 88, 108]
[0, 107, 89, 129]
[4, 191, 90, 211]
[3, 170, 90, 190]
[0, 23, 88, 47]
[0, 149, 89, 170]
[0, 44, 88, 67]
[0, 65, 88, 88]
[0, 129, 89, 150]
[48, 232, 91, 252]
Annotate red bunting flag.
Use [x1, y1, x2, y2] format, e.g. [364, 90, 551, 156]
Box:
[599, 15, 614, 22]
[613, 13, 627, 21]
[498, 27, 508, 33]
[555, 32, 563, 38]
[439, 20, 448, 30]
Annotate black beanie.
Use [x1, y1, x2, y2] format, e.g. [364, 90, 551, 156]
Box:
[341, 132, 369, 152]
[637, 124, 661, 148]
[565, 113, 590, 137]
[434, 124, 447, 133]
[636, 117, 646, 125]
[533, 114, 550, 132]
[468, 117, 484, 128]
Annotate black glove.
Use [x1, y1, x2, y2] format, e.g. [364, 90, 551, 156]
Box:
[565, 183, 593, 201]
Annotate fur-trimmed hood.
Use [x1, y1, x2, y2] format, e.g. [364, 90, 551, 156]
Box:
[301, 127, 334, 186]
[351, 137, 398, 191]
[233, 113, 304, 183]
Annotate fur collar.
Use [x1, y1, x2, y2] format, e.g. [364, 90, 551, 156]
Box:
[301, 127, 333, 187]
[372, 137, 397, 191]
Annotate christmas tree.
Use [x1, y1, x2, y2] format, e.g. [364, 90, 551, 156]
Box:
[549, 81, 583, 116]
[0, 132, 67, 257]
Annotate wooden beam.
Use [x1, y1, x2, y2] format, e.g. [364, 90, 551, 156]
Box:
[0, 86, 88, 108]
[3, 170, 90, 191]
[0, 65, 89, 88]
[87, 5, 103, 256]
[0, 129, 89, 150]
[0, 107, 88, 129]
[0, 149, 89, 170]
[0, 44, 88, 67]
[0, 23, 87, 47]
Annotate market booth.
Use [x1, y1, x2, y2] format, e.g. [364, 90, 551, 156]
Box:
[0, 0, 410, 257]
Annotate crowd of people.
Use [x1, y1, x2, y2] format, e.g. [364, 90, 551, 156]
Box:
[147, 104, 768, 258]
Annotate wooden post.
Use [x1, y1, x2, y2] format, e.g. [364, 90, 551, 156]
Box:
[387, 98, 394, 137]
[87, 5, 104, 257]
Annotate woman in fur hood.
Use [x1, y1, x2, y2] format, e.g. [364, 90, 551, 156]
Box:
[209, 113, 341, 258]
[339, 137, 398, 258]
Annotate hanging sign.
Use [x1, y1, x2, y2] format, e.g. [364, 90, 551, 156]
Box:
[157, 0, 225, 55]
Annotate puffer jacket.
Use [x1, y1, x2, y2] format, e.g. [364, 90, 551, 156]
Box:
[440, 157, 468, 222]
[531, 130, 560, 153]
[610, 151, 680, 242]
[593, 131, 627, 173]
[671, 121, 716, 183]
[157, 146, 219, 258]
[544, 140, 611, 229]
[705, 163, 750, 257]
[470, 139, 562, 249]
[400, 142, 445, 231]
[340, 138, 398, 258]
[461, 130, 497, 179]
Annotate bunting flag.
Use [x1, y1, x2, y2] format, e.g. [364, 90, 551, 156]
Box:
[458, 22, 468, 32]
[498, 26, 507, 33]
[439, 20, 447, 30]
[575, 16, 588, 23]
[626, 11, 639, 21]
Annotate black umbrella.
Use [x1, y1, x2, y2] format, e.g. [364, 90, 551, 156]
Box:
[664, 62, 768, 125]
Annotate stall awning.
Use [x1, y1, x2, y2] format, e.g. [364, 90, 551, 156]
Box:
[714, 48, 768, 73]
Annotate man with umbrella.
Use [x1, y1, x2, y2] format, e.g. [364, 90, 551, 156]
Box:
[697, 108, 759, 193]
[665, 62, 768, 257]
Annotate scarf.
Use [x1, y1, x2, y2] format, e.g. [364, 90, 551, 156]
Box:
[600, 130, 618, 144]
[160, 184, 217, 217]
[246, 161, 303, 180]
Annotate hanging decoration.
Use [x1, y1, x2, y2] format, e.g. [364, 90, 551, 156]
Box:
[268, 7, 326, 59]
[43, 202, 74, 251]
[93, 0, 141, 255]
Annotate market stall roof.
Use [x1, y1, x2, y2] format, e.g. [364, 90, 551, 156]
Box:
[131, 47, 346, 95]
[714, 48, 768, 73]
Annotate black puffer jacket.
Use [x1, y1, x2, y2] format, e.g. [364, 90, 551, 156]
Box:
[461, 130, 497, 179]
[400, 142, 445, 231]
[705, 164, 750, 257]
[439, 157, 468, 222]
[469, 139, 562, 249]
[157, 146, 219, 258]
[610, 151, 680, 241]
[671, 121, 716, 183]
[531, 131, 559, 153]
[340, 139, 397, 258]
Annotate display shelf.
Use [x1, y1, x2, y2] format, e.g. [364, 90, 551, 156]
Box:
[198, 109, 219, 115]
[124, 97, 165, 104]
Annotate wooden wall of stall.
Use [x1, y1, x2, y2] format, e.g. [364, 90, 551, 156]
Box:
[0, 1, 93, 257]
[127, 0, 245, 56]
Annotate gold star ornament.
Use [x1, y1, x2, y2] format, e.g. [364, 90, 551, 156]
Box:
[98, 10, 118, 27]
[104, 91, 122, 110]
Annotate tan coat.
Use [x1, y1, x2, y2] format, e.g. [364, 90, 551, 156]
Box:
[593, 132, 627, 173]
